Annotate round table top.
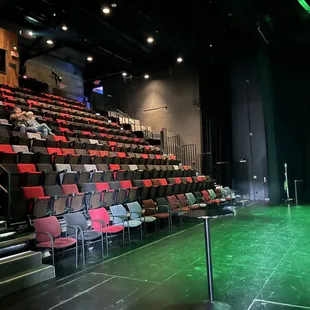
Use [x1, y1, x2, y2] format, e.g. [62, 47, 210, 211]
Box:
[199, 209, 234, 220]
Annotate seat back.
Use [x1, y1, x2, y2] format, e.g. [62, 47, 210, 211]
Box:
[167, 195, 179, 210]
[34, 216, 61, 242]
[44, 185, 63, 196]
[89, 208, 110, 229]
[127, 201, 142, 220]
[62, 184, 79, 195]
[63, 212, 87, 234]
[84, 164, 97, 172]
[12, 145, 31, 153]
[185, 192, 196, 205]
[55, 164, 72, 172]
[110, 204, 126, 224]
[17, 163, 37, 173]
[176, 194, 188, 207]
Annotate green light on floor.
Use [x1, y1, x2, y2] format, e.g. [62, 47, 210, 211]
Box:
[298, 0, 310, 13]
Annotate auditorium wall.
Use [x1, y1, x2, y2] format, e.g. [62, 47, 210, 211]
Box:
[0, 28, 19, 87]
[102, 66, 202, 155]
[25, 54, 84, 100]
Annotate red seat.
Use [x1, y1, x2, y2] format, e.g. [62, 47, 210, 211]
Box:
[0, 145, 17, 163]
[88, 208, 124, 254]
[34, 216, 78, 266]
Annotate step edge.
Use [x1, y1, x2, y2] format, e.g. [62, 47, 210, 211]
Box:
[0, 251, 42, 264]
[0, 265, 55, 284]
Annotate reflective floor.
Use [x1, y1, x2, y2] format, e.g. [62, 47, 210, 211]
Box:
[2, 203, 310, 310]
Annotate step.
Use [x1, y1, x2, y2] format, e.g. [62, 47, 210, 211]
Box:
[0, 251, 42, 279]
[0, 265, 55, 298]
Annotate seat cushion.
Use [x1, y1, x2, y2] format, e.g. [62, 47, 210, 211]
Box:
[180, 207, 190, 212]
[94, 225, 124, 233]
[78, 231, 102, 241]
[155, 213, 169, 219]
[141, 216, 157, 223]
[124, 220, 142, 227]
[37, 237, 76, 248]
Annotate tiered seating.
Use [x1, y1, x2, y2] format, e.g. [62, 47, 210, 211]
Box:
[0, 83, 234, 268]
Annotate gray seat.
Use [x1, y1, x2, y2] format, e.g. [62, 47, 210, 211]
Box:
[127, 201, 157, 235]
[110, 204, 142, 242]
[56, 164, 77, 184]
[63, 212, 104, 259]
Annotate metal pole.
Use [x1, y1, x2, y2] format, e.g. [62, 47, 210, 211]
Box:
[294, 180, 303, 205]
[204, 218, 214, 302]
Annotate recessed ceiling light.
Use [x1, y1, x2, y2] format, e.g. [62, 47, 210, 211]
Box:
[102, 7, 111, 14]
[147, 37, 154, 43]
[62, 25, 68, 31]
[144, 74, 150, 79]
[122, 72, 127, 76]
[210, 44, 213, 47]
[177, 57, 183, 63]
[87, 56, 93, 62]
[53, 13, 56, 16]
[46, 39, 54, 45]
[111, 3, 117, 7]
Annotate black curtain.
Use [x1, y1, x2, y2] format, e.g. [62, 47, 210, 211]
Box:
[199, 62, 232, 185]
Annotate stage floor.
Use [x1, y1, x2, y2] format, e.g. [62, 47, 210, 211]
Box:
[2, 203, 310, 310]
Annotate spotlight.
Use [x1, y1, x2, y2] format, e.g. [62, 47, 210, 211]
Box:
[102, 7, 111, 14]
[53, 13, 56, 16]
[62, 25, 68, 31]
[210, 44, 213, 47]
[28, 31, 33, 37]
[111, 3, 117, 7]
[177, 57, 183, 63]
[147, 37, 154, 43]
[46, 39, 54, 45]
[144, 74, 150, 79]
[122, 72, 127, 76]
[87, 56, 93, 62]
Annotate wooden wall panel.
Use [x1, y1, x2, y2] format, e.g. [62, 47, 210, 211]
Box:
[0, 28, 19, 87]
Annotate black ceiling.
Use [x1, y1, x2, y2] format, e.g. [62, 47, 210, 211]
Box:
[0, 0, 310, 81]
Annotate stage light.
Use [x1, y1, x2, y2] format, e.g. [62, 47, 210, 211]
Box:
[210, 44, 213, 47]
[53, 13, 56, 16]
[122, 72, 127, 76]
[177, 57, 183, 63]
[62, 25, 68, 31]
[111, 3, 117, 7]
[47, 39, 54, 45]
[144, 74, 150, 79]
[28, 31, 33, 37]
[87, 56, 93, 62]
[147, 37, 154, 43]
[102, 7, 111, 14]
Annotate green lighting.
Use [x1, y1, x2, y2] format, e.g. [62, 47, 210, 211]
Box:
[298, 0, 310, 13]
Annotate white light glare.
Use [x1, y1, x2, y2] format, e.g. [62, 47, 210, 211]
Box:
[102, 7, 111, 14]
[177, 57, 183, 63]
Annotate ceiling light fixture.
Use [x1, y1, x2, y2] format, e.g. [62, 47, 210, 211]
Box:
[210, 44, 213, 47]
[87, 56, 93, 62]
[111, 3, 117, 7]
[144, 74, 150, 79]
[122, 72, 127, 76]
[147, 37, 154, 43]
[177, 57, 183, 63]
[53, 13, 56, 16]
[28, 31, 33, 37]
[102, 7, 111, 14]
[62, 25, 68, 31]
[46, 39, 54, 45]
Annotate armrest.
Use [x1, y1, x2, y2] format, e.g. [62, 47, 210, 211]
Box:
[129, 211, 143, 220]
[66, 224, 82, 238]
[91, 219, 108, 228]
[35, 231, 54, 246]
[111, 214, 127, 225]
[157, 204, 171, 213]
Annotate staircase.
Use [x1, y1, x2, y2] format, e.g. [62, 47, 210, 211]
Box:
[0, 251, 55, 298]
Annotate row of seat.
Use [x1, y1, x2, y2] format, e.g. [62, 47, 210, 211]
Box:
[0, 145, 178, 166]
[0, 163, 198, 187]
